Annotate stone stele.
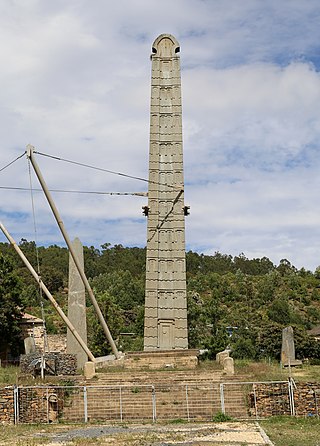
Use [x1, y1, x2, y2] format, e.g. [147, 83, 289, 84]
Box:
[66, 237, 88, 369]
[24, 336, 36, 355]
[281, 326, 302, 366]
[144, 34, 188, 351]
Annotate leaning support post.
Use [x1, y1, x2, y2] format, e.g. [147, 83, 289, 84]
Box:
[26, 145, 120, 359]
[0, 221, 95, 362]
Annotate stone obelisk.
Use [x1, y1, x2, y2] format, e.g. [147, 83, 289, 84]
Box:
[144, 34, 188, 351]
[67, 237, 88, 369]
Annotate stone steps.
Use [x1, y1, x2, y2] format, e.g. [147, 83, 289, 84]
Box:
[90, 369, 249, 386]
[61, 379, 250, 422]
[61, 367, 253, 422]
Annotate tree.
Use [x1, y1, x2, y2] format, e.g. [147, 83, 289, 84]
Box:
[87, 291, 124, 356]
[0, 253, 24, 358]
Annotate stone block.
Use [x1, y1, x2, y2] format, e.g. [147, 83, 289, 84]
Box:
[84, 361, 95, 379]
[216, 350, 230, 365]
[223, 357, 235, 375]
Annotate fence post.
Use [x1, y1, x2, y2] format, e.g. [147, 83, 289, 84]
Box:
[220, 383, 225, 414]
[46, 388, 49, 423]
[152, 386, 156, 422]
[288, 378, 295, 416]
[253, 384, 258, 419]
[13, 386, 19, 424]
[119, 386, 123, 422]
[185, 384, 190, 422]
[83, 386, 88, 423]
[314, 390, 319, 418]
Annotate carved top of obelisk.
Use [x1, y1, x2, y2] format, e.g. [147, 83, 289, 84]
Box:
[152, 34, 180, 57]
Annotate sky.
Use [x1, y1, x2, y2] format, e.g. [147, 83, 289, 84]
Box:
[1, 0, 320, 271]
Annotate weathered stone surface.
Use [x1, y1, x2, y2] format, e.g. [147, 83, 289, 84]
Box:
[24, 336, 36, 354]
[223, 357, 234, 375]
[67, 238, 88, 369]
[281, 326, 302, 366]
[144, 34, 188, 351]
[84, 361, 96, 379]
[123, 350, 199, 370]
[216, 350, 230, 365]
[0, 388, 14, 424]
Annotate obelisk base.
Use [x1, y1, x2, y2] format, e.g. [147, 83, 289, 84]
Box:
[95, 349, 199, 371]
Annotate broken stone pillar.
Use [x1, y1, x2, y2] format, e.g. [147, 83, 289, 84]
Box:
[67, 238, 88, 369]
[144, 34, 188, 351]
[223, 357, 235, 375]
[216, 349, 230, 365]
[84, 361, 96, 379]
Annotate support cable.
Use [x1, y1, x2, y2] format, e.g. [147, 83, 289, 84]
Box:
[0, 186, 147, 196]
[27, 158, 50, 353]
[34, 150, 176, 189]
[0, 151, 26, 173]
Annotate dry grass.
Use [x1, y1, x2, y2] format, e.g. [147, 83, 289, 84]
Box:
[234, 360, 320, 383]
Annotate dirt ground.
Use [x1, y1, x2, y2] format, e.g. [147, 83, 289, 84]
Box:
[0, 421, 274, 445]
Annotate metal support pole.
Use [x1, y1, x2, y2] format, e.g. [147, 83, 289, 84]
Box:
[288, 378, 295, 416]
[0, 221, 95, 362]
[119, 386, 123, 422]
[220, 383, 225, 414]
[185, 384, 190, 422]
[152, 386, 156, 423]
[253, 384, 258, 419]
[46, 388, 49, 423]
[83, 386, 88, 423]
[13, 386, 19, 424]
[26, 145, 120, 359]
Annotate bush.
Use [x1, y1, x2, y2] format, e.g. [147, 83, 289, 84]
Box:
[232, 337, 256, 360]
[212, 411, 234, 422]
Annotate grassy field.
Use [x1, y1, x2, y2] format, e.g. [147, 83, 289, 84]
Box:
[0, 365, 19, 385]
[1, 360, 320, 385]
[261, 416, 320, 446]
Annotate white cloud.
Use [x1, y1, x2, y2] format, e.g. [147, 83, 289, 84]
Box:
[1, 0, 320, 270]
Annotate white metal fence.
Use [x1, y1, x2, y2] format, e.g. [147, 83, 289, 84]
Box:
[4, 379, 319, 424]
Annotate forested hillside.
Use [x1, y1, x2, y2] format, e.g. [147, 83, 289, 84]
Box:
[1, 240, 320, 361]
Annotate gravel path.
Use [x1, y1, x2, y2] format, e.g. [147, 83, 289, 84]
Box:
[33, 421, 275, 445]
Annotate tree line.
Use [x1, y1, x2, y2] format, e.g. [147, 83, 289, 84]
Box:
[0, 240, 320, 361]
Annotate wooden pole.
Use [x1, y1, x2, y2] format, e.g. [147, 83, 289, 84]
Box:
[26, 145, 120, 359]
[0, 221, 95, 362]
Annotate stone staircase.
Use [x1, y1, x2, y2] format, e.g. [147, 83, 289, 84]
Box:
[61, 367, 251, 422]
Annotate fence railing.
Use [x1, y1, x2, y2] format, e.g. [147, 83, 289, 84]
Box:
[1, 379, 319, 424]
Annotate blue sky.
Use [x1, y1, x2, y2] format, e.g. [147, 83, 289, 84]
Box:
[1, 0, 320, 270]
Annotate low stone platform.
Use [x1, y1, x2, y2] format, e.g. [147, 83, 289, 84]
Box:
[95, 349, 199, 370]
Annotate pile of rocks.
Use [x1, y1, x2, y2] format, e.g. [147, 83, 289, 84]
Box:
[18, 386, 66, 423]
[293, 383, 320, 417]
[20, 352, 77, 376]
[248, 382, 320, 417]
[0, 387, 14, 424]
[248, 382, 290, 417]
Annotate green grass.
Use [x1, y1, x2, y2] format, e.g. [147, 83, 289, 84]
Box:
[0, 366, 19, 384]
[261, 416, 320, 446]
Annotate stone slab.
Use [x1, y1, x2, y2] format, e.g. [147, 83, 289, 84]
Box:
[96, 350, 199, 370]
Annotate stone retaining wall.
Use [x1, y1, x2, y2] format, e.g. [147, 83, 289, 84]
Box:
[0, 387, 14, 424]
[0, 381, 319, 424]
[248, 382, 320, 417]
